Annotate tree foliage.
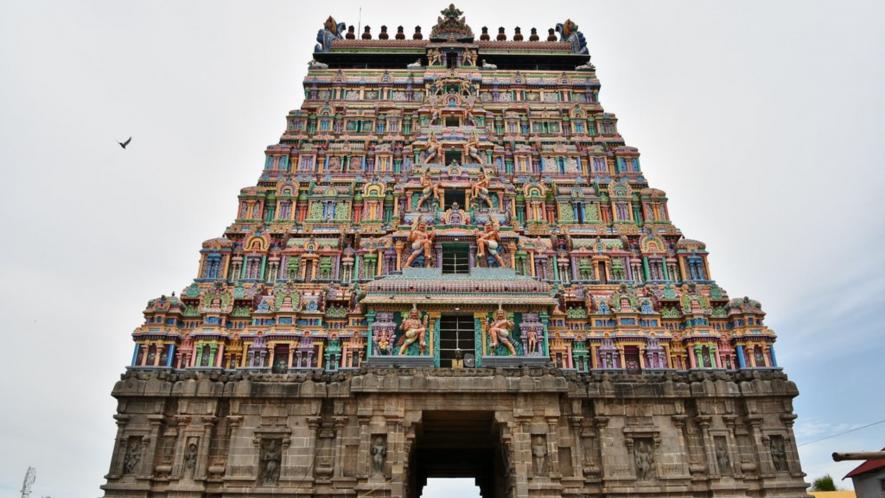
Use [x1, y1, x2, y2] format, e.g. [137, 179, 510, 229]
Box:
[811, 474, 837, 491]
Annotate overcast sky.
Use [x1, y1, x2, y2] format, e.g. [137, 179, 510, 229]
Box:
[1, 1, 883, 496]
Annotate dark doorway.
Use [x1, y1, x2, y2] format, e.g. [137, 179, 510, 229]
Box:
[445, 51, 457, 68]
[439, 314, 475, 366]
[408, 411, 509, 498]
[624, 345, 641, 373]
[445, 150, 463, 165]
[272, 344, 289, 373]
[444, 188, 465, 210]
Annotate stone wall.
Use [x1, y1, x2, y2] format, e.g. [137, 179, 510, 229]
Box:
[102, 368, 810, 498]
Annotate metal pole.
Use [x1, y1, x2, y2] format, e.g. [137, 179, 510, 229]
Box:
[832, 451, 885, 461]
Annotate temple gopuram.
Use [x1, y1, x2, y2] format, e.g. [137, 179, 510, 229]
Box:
[102, 6, 809, 498]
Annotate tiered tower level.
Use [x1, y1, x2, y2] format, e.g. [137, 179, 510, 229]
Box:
[104, 6, 807, 498]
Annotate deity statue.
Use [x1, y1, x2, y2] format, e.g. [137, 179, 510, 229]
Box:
[463, 132, 485, 164]
[397, 306, 428, 355]
[427, 48, 442, 66]
[416, 168, 443, 209]
[531, 435, 547, 475]
[349, 283, 364, 312]
[488, 308, 516, 355]
[423, 132, 444, 164]
[123, 438, 143, 475]
[463, 106, 477, 126]
[183, 439, 198, 477]
[260, 439, 282, 485]
[469, 167, 493, 208]
[633, 438, 655, 480]
[715, 438, 731, 475]
[555, 19, 589, 55]
[374, 328, 393, 354]
[446, 159, 462, 176]
[404, 218, 434, 268]
[462, 48, 477, 67]
[371, 436, 387, 475]
[769, 436, 788, 472]
[442, 201, 469, 225]
[476, 219, 505, 267]
[526, 327, 539, 355]
[315, 16, 346, 53]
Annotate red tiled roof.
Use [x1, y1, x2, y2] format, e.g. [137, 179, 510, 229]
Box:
[845, 451, 885, 479]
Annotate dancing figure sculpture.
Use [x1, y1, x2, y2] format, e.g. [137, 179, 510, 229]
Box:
[403, 218, 434, 268]
[488, 307, 517, 355]
[423, 132, 445, 164]
[397, 306, 428, 355]
[416, 168, 443, 209]
[469, 168, 493, 208]
[463, 132, 485, 164]
[476, 218, 506, 267]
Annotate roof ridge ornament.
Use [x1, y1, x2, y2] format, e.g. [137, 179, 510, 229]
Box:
[555, 19, 589, 54]
[430, 4, 474, 42]
[315, 16, 346, 53]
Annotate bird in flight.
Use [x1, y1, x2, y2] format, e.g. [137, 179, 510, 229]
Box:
[118, 136, 132, 149]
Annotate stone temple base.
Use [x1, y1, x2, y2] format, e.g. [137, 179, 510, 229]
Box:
[366, 356, 436, 368]
[101, 368, 810, 498]
[481, 356, 550, 368]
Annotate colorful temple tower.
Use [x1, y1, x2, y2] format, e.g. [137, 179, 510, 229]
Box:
[103, 6, 808, 498]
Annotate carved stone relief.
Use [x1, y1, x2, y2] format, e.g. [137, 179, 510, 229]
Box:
[183, 437, 199, 478]
[769, 435, 788, 472]
[122, 436, 143, 475]
[714, 436, 730, 475]
[371, 434, 387, 476]
[258, 438, 282, 485]
[633, 437, 655, 481]
[531, 434, 548, 476]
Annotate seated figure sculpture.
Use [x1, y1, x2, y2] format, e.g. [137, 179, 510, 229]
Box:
[404, 218, 434, 268]
[470, 168, 493, 208]
[476, 218, 506, 267]
[442, 201, 469, 225]
[415, 168, 443, 210]
[463, 132, 485, 164]
[488, 308, 517, 355]
[423, 132, 444, 164]
[397, 306, 428, 355]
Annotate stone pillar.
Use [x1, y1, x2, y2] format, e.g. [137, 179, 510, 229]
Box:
[723, 415, 742, 478]
[696, 416, 717, 477]
[567, 414, 584, 480]
[332, 416, 348, 479]
[142, 414, 164, 478]
[748, 416, 771, 475]
[387, 418, 405, 498]
[357, 416, 371, 479]
[107, 414, 131, 478]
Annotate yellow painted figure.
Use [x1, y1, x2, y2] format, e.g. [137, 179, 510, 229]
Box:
[404, 218, 434, 268]
[398, 307, 428, 355]
[488, 308, 516, 355]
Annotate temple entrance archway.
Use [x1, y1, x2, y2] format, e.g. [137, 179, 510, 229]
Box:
[408, 410, 510, 498]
